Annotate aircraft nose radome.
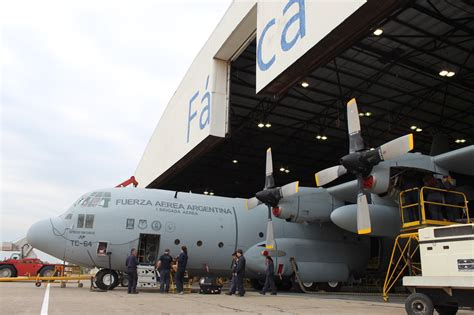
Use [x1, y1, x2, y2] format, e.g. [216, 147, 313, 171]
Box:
[27, 219, 51, 250]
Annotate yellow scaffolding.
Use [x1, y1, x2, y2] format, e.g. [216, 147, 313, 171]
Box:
[382, 186, 470, 302]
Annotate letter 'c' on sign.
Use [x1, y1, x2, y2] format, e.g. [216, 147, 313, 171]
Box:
[257, 18, 276, 71]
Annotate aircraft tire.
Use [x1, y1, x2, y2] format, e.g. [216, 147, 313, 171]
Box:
[302, 281, 318, 291]
[0, 265, 17, 277]
[39, 266, 55, 278]
[120, 276, 129, 287]
[95, 269, 119, 290]
[319, 281, 342, 292]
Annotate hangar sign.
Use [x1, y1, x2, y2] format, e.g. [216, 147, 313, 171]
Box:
[256, 0, 365, 93]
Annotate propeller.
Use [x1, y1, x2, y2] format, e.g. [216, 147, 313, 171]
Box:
[315, 98, 414, 234]
[247, 148, 299, 250]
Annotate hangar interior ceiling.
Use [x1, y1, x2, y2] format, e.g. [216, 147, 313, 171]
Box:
[157, 0, 474, 198]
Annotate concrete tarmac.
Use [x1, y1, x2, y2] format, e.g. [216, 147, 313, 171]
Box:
[1, 282, 473, 314]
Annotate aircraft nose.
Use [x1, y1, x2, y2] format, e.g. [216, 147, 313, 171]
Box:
[27, 218, 66, 257]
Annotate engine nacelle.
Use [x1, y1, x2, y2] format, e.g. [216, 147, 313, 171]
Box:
[273, 188, 343, 223]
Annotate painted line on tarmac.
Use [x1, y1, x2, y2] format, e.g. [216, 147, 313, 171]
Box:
[40, 283, 50, 315]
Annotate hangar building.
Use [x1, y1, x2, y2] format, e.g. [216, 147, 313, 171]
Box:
[135, 0, 473, 198]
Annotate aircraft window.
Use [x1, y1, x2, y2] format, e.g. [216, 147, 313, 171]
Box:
[65, 213, 73, 220]
[174, 239, 180, 245]
[197, 240, 203, 247]
[259, 232, 264, 238]
[85, 214, 94, 228]
[218, 242, 224, 248]
[77, 214, 85, 228]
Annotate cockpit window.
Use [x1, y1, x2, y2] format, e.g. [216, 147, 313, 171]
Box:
[85, 214, 94, 228]
[77, 214, 85, 228]
[65, 213, 73, 220]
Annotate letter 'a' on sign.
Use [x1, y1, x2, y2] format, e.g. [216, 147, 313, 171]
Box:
[256, 0, 366, 92]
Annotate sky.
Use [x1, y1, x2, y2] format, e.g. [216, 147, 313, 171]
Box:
[1, 0, 233, 243]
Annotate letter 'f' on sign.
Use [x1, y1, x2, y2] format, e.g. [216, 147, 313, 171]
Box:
[187, 75, 211, 143]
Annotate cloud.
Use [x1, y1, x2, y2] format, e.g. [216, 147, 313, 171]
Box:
[1, 0, 232, 242]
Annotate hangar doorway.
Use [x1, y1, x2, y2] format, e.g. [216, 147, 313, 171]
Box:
[160, 0, 473, 198]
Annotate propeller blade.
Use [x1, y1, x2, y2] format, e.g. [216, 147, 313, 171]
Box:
[265, 147, 275, 189]
[246, 197, 261, 210]
[265, 217, 275, 250]
[280, 181, 299, 198]
[356, 192, 371, 234]
[379, 133, 414, 161]
[315, 165, 347, 186]
[347, 98, 365, 153]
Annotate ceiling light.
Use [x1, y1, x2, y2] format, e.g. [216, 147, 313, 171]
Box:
[279, 167, 285, 172]
[321, 136, 328, 140]
[439, 70, 448, 77]
[455, 139, 466, 143]
[284, 169, 290, 173]
[316, 135, 322, 139]
[209, 192, 214, 196]
[232, 159, 238, 164]
[265, 123, 272, 128]
[370, 148, 375, 151]
[410, 125, 417, 130]
[415, 128, 422, 132]
[301, 81, 309, 88]
[446, 71, 455, 77]
[461, 139, 466, 143]
[373, 28, 383, 36]
[204, 191, 209, 195]
[359, 113, 364, 117]
[365, 112, 372, 117]
[258, 122, 264, 128]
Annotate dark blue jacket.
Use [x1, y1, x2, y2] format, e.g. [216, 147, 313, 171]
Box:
[177, 252, 188, 271]
[125, 254, 138, 270]
[235, 256, 246, 276]
[158, 254, 173, 270]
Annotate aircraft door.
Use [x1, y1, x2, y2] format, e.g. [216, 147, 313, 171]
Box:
[137, 233, 160, 265]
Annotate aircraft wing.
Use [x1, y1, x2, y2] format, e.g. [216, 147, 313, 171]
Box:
[327, 180, 358, 203]
[433, 145, 474, 175]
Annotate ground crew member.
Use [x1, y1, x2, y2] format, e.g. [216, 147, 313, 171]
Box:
[235, 249, 246, 296]
[260, 256, 277, 295]
[175, 246, 188, 294]
[125, 248, 138, 294]
[157, 249, 173, 293]
[226, 252, 238, 295]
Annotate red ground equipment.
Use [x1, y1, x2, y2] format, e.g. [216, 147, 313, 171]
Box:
[0, 254, 62, 278]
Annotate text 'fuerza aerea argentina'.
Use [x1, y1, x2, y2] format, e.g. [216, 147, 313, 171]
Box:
[115, 199, 233, 215]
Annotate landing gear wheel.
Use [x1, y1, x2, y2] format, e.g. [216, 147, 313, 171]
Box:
[405, 293, 434, 315]
[120, 276, 129, 287]
[39, 266, 55, 277]
[319, 281, 342, 292]
[94, 269, 119, 291]
[250, 278, 264, 291]
[302, 281, 318, 291]
[0, 265, 17, 278]
[435, 305, 458, 315]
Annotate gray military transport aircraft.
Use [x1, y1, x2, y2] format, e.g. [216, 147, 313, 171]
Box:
[26, 99, 473, 292]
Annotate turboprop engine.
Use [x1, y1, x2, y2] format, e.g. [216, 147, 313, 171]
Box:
[273, 187, 344, 223]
